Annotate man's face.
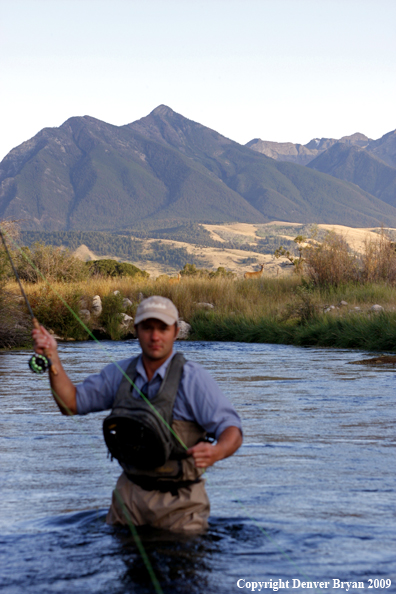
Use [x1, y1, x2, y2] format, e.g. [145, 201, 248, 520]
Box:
[136, 318, 179, 362]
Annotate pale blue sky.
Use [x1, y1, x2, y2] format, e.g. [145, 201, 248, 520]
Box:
[1, 0, 395, 160]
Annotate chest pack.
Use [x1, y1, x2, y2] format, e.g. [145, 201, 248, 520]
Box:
[103, 353, 187, 471]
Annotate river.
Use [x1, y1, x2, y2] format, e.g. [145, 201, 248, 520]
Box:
[0, 340, 395, 594]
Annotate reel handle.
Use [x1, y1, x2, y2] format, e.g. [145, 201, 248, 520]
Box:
[33, 317, 58, 376]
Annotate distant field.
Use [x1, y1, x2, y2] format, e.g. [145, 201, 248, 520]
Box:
[21, 222, 396, 279]
[73, 239, 287, 278]
[205, 222, 396, 257]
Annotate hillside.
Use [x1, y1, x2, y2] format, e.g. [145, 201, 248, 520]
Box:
[2, 106, 396, 230]
[247, 129, 396, 212]
[307, 143, 396, 208]
[367, 129, 396, 168]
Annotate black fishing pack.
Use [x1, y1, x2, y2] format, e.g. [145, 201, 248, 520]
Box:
[103, 353, 187, 471]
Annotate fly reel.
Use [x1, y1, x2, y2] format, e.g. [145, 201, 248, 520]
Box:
[29, 354, 51, 374]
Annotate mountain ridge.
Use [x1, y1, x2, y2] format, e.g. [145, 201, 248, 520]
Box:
[247, 129, 396, 168]
[2, 105, 396, 230]
[307, 143, 396, 207]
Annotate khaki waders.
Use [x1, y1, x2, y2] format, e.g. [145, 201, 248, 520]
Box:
[106, 471, 210, 533]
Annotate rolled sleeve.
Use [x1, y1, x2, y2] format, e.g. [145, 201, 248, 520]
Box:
[175, 361, 242, 439]
[76, 358, 132, 415]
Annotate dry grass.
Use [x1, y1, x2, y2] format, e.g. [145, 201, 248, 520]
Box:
[6, 274, 302, 329]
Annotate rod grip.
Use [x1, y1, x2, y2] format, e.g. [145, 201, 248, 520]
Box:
[32, 318, 58, 375]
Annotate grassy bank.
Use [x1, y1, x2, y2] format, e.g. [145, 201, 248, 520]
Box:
[4, 275, 396, 351]
[191, 310, 396, 351]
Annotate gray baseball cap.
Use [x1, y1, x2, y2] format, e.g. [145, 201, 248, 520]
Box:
[134, 296, 179, 326]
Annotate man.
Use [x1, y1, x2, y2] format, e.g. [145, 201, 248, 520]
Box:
[32, 295, 242, 533]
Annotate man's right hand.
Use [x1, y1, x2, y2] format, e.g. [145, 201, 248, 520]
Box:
[32, 325, 58, 358]
[31, 326, 77, 415]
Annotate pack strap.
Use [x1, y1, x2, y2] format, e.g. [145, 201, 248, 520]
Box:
[126, 474, 201, 496]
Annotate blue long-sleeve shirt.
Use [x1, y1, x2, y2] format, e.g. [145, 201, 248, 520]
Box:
[76, 351, 242, 440]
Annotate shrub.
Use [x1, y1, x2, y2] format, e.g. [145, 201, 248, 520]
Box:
[28, 287, 90, 340]
[208, 266, 235, 278]
[99, 292, 128, 340]
[16, 242, 89, 283]
[0, 289, 30, 348]
[180, 263, 202, 277]
[303, 231, 359, 287]
[303, 229, 396, 287]
[86, 259, 149, 278]
[179, 263, 233, 278]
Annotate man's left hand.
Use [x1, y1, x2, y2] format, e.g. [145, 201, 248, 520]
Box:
[187, 426, 242, 468]
[187, 441, 220, 468]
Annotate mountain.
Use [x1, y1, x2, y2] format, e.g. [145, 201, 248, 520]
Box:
[307, 143, 396, 208]
[247, 129, 396, 171]
[2, 105, 396, 231]
[0, 111, 260, 230]
[246, 133, 371, 166]
[367, 129, 396, 168]
[245, 139, 323, 166]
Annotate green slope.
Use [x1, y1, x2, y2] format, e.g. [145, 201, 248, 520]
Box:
[307, 143, 396, 209]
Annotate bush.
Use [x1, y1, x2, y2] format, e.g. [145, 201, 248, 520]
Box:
[303, 231, 359, 287]
[86, 259, 149, 278]
[208, 266, 235, 279]
[303, 229, 396, 288]
[0, 289, 30, 348]
[28, 287, 90, 340]
[179, 263, 234, 278]
[99, 292, 128, 340]
[16, 242, 89, 283]
[180, 263, 202, 277]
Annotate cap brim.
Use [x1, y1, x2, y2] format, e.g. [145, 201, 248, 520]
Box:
[134, 311, 177, 326]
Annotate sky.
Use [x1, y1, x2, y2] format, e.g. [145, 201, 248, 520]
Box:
[1, 0, 395, 161]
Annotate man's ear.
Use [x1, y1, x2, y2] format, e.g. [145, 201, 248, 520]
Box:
[174, 323, 180, 339]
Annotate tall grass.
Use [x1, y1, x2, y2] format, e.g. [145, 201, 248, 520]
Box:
[5, 273, 395, 350]
[17, 274, 301, 322]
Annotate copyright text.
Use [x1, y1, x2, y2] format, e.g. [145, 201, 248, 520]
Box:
[236, 578, 392, 591]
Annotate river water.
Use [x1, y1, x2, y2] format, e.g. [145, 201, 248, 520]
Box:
[0, 341, 395, 594]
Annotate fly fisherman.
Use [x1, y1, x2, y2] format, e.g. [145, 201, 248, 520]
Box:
[32, 296, 243, 533]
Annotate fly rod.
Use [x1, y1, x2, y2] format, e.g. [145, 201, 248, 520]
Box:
[0, 228, 57, 375]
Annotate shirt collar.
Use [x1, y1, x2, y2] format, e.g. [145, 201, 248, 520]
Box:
[135, 350, 176, 383]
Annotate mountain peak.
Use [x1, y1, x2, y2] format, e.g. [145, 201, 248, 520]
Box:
[150, 105, 175, 117]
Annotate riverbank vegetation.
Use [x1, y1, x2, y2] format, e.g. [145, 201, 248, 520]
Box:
[2, 225, 396, 351]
